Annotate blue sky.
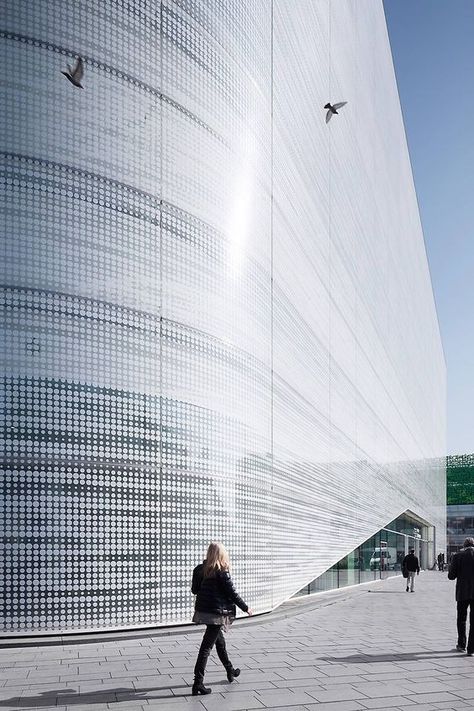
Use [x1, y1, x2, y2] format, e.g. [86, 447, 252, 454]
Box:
[384, 0, 474, 456]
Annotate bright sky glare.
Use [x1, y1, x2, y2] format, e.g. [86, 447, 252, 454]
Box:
[384, 0, 474, 456]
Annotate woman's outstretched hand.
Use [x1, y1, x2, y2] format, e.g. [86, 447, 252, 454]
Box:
[247, 609, 253, 616]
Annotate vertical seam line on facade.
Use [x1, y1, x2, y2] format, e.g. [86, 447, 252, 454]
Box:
[328, 0, 333, 534]
[270, 0, 275, 612]
[158, 0, 163, 627]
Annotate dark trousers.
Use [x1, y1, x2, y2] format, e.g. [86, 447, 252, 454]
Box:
[194, 624, 231, 683]
[457, 599, 474, 652]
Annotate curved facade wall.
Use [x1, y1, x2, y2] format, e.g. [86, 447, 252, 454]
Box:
[1, 0, 445, 634]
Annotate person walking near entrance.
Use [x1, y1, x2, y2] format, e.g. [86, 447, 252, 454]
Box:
[438, 552, 445, 571]
[448, 537, 474, 656]
[402, 548, 420, 592]
[191, 542, 253, 695]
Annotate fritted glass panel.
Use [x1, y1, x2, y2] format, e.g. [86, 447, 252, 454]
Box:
[2, 0, 445, 633]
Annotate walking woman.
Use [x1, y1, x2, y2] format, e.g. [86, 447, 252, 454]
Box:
[191, 541, 252, 695]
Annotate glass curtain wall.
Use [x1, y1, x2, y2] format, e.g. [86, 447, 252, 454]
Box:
[295, 513, 433, 597]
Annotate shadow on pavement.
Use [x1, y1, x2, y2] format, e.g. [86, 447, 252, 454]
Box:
[322, 649, 464, 663]
[0, 680, 231, 707]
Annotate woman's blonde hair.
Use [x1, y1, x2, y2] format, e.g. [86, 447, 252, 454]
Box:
[203, 541, 230, 577]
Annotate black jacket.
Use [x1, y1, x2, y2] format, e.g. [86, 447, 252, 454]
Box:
[191, 562, 248, 615]
[402, 553, 420, 573]
[448, 546, 474, 601]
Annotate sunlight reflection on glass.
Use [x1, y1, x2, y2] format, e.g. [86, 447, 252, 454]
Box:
[226, 133, 257, 276]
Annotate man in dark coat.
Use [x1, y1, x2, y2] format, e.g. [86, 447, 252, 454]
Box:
[448, 537, 474, 656]
[402, 548, 420, 592]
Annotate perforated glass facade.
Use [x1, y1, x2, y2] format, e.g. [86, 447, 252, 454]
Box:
[2, 0, 445, 634]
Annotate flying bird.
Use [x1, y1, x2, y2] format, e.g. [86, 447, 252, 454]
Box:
[61, 57, 84, 88]
[324, 101, 347, 123]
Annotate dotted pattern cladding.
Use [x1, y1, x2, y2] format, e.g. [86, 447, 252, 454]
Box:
[1, 0, 445, 633]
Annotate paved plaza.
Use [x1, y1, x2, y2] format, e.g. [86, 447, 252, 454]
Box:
[1, 571, 473, 711]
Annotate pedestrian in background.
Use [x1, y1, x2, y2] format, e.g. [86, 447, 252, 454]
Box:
[438, 552, 445, 571]
[191, 542, 253, 695]
[448, 537, 474, 656]
[402, 548, 420, 592]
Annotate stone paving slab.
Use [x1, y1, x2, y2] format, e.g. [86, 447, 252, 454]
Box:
[304, 704, 364, 711]
[357, 696, 417, 708]
[0, 572, 472, 710]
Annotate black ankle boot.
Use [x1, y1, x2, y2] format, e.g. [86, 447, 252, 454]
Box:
[192, 681, 212, 695]
[226, 667, 241, 683]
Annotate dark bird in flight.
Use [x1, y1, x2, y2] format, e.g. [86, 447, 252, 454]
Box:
[61, 57, 84, 88]
[324, 101, 347, 123]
